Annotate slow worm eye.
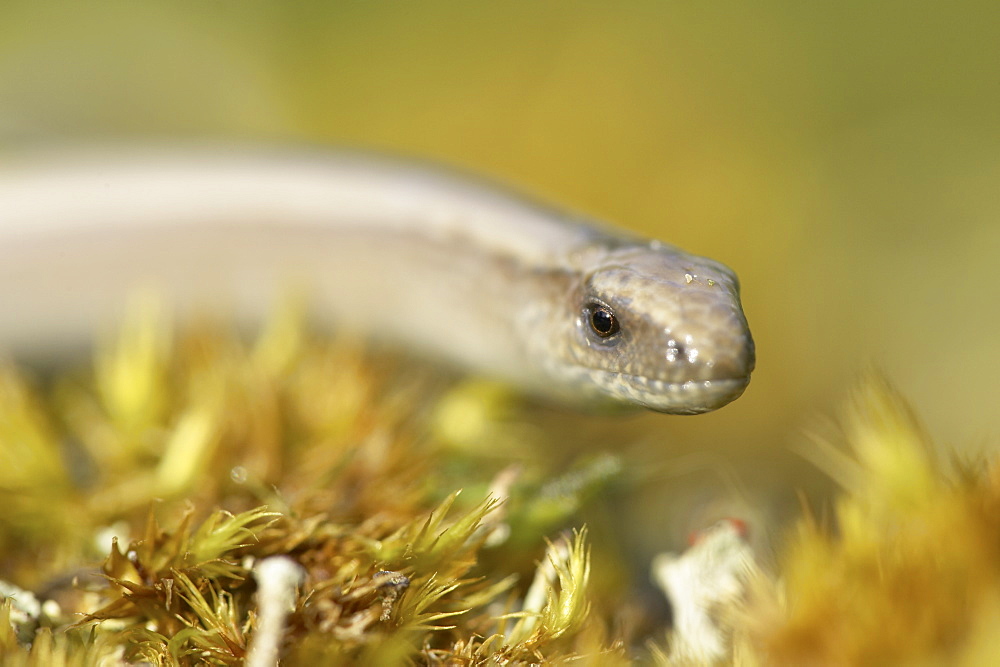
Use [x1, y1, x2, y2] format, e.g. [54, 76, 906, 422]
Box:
[587, 302, 620, 338]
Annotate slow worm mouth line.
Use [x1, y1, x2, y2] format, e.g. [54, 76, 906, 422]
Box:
[583, 368, 750, 390]
[577, 369, 749, 413]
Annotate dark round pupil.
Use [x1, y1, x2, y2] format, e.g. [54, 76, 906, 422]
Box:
[590, 306, 618, 336]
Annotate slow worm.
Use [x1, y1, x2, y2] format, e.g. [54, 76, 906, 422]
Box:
[0, 147, 754, 413]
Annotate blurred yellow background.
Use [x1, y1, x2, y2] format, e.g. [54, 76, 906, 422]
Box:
[2, 1, 998, 557]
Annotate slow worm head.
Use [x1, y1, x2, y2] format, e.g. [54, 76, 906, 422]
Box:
[527, 238, 754, 414]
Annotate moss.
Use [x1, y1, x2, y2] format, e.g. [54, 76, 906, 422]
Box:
[3, 304, 1000, 665]
[738, 376, 1000, 665]
[0, 302, 624, 664]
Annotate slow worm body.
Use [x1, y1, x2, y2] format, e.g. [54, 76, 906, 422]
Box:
[0, 148, 754, 413]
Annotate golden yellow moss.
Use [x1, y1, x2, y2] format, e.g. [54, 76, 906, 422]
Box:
[0, 304, 624, 665]
[3, 304, 1000, 665]
[743, 377, 1000, 665]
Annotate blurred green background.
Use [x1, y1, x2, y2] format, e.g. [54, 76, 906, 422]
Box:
[2, 1, 998, 559]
